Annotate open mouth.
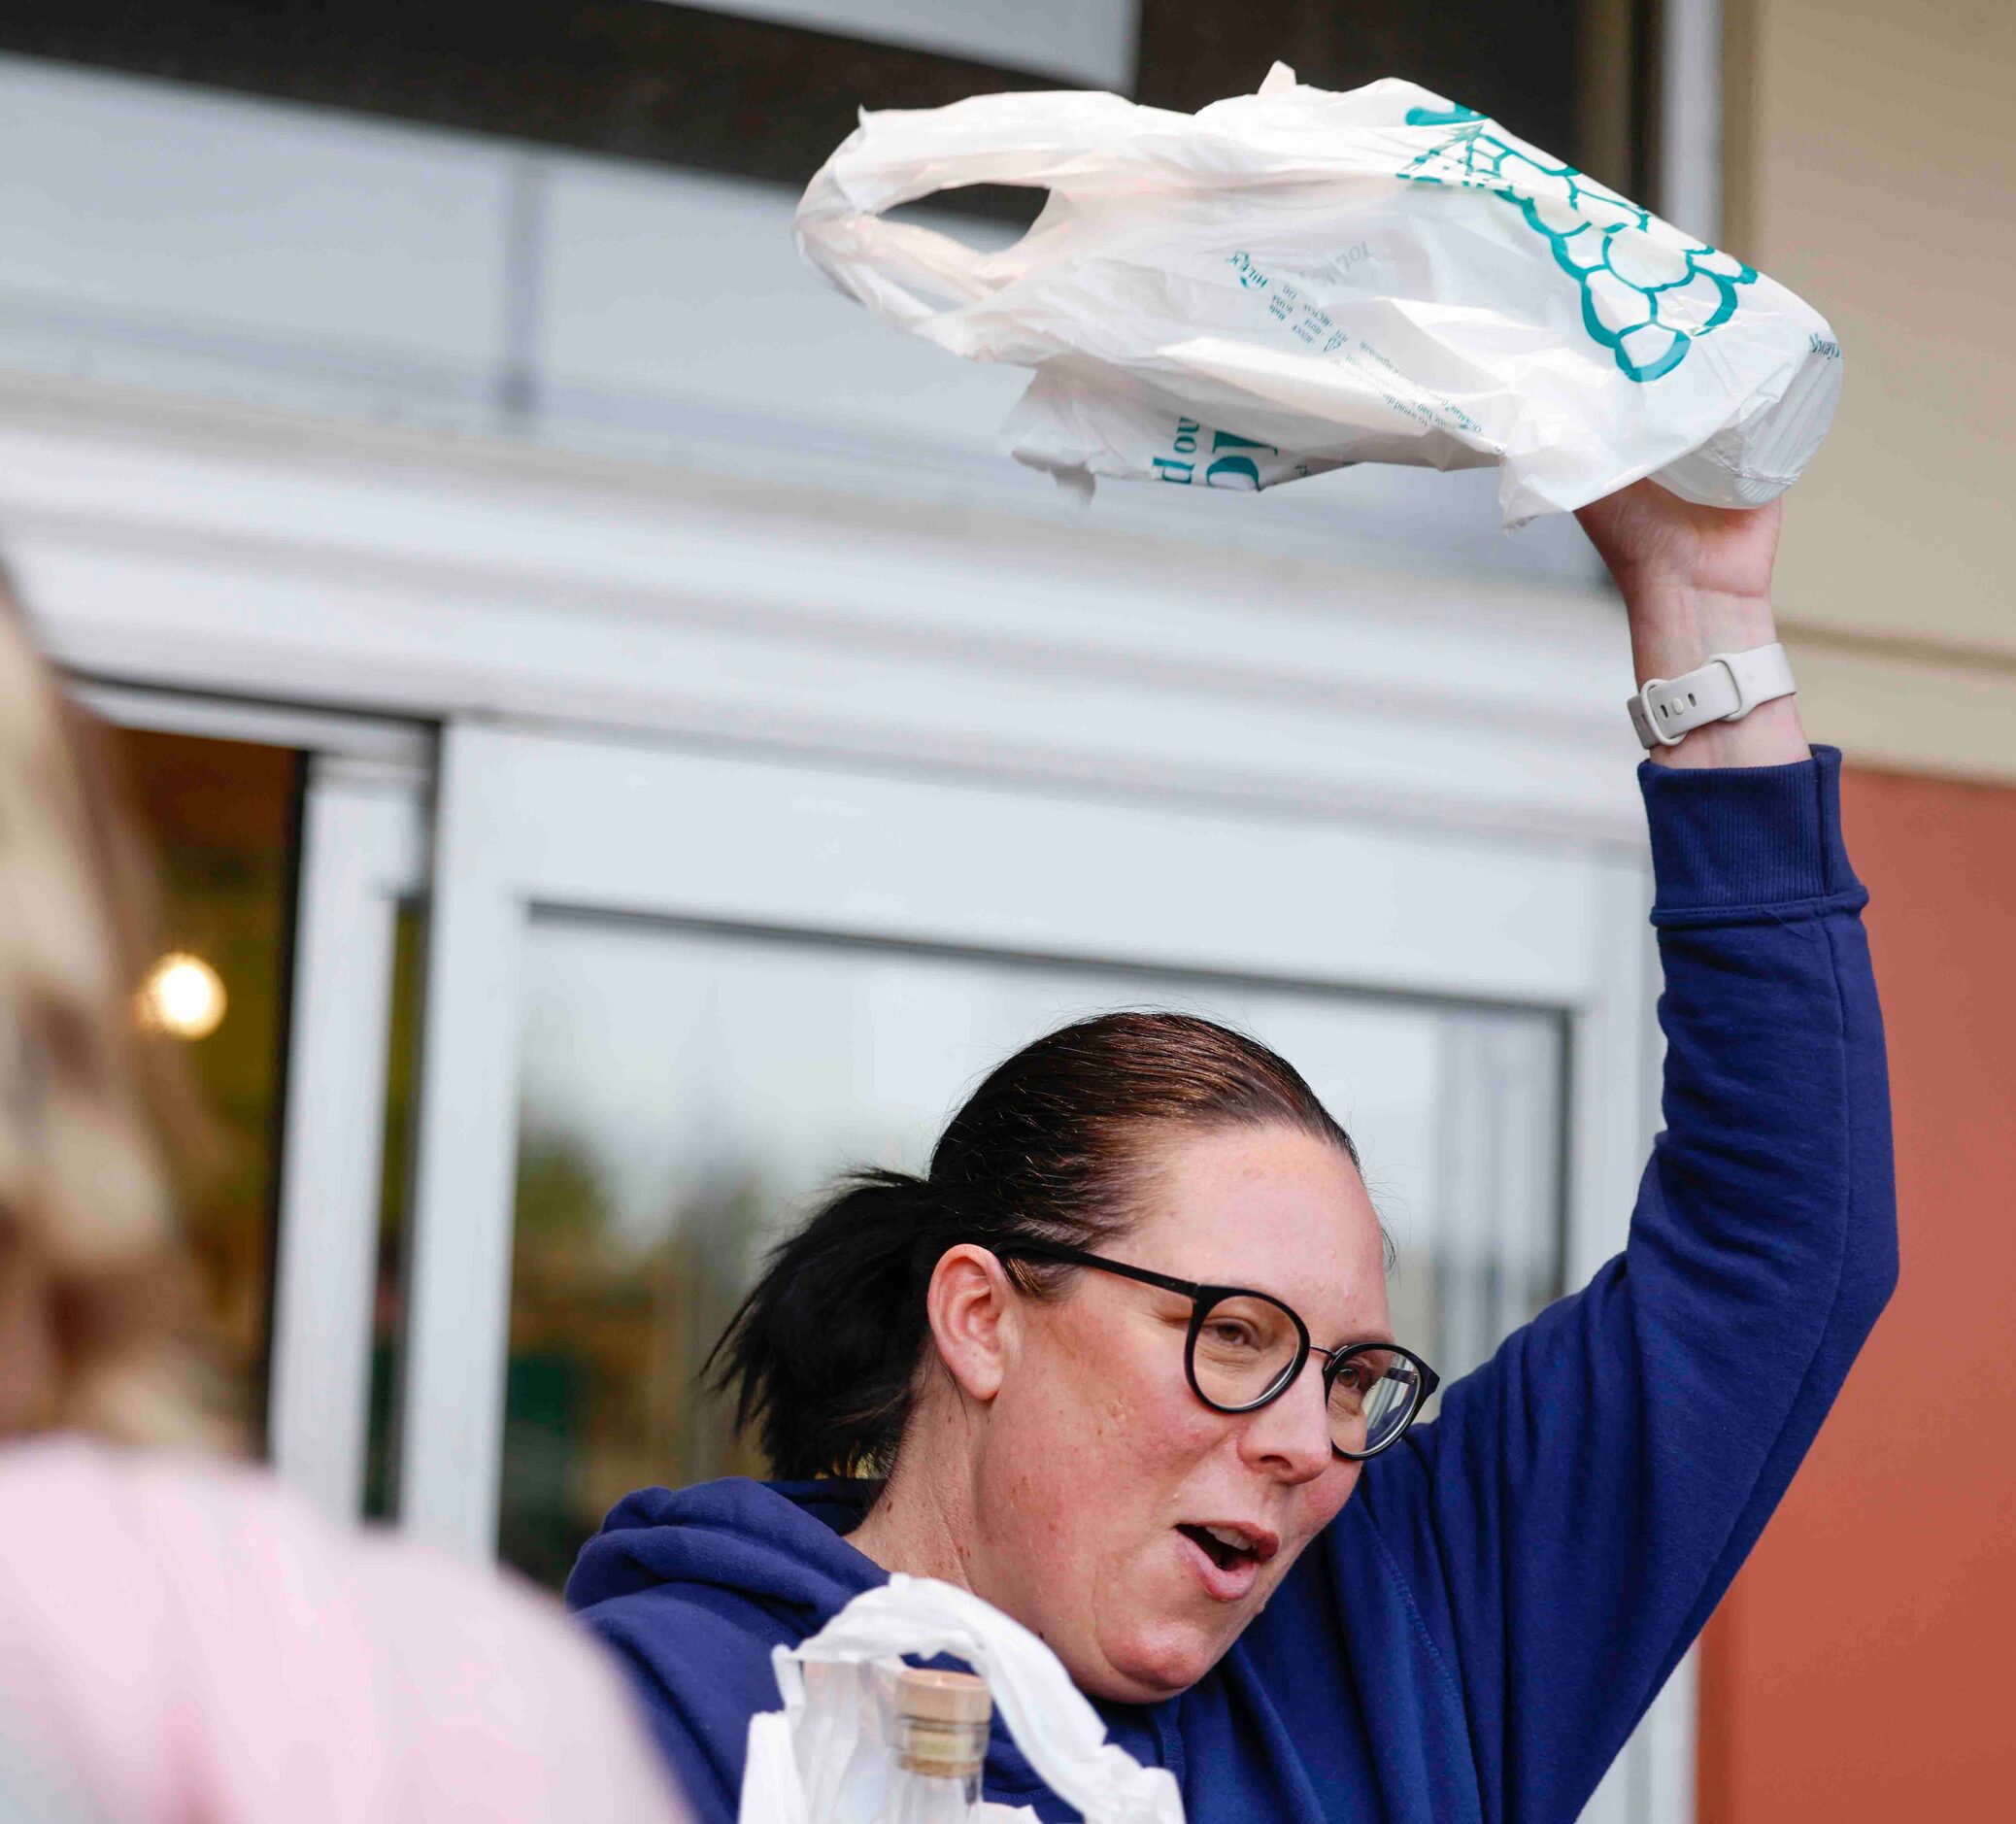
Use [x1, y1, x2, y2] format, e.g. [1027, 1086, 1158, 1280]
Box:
[1176, 1522, 1272, 1573]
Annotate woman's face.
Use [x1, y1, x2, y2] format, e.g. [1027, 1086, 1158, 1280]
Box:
[964, 1123, 1390, 1704]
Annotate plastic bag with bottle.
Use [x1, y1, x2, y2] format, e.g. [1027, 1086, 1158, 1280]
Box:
[736, 1574, 1185, 1824]
[794, 63, 1842, 526]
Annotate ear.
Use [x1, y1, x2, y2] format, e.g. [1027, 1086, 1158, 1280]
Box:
[923, 1243, 1020, 1404]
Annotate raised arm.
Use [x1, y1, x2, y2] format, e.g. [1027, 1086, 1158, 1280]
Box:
[1340, 484, 1898, 1821]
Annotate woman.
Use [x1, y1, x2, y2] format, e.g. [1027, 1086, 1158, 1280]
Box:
[0, 582, 689, 1823]
[569, 482, 1897, 1822]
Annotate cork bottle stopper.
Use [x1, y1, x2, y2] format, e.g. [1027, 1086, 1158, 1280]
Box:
[892, 1667, 992, 1725]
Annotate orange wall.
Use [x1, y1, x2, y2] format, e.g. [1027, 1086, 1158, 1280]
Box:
[1697, 765, 2016, 1818]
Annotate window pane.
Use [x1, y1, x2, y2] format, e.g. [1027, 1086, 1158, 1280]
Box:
[501, 914, 1562, 1588]
[105, 726, 301, 1441]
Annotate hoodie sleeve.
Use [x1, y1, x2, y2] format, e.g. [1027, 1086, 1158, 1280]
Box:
[1352, 746, 1898, 1822]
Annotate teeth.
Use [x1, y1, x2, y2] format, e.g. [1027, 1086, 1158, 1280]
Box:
[1203, 1525, 1250, 1553]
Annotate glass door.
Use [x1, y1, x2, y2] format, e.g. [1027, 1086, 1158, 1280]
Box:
[499, 916, 1563, 1584]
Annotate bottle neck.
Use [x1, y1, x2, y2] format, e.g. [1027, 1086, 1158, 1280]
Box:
[885, 1762, 982, 1823]
[894, 1713, 987, 1782]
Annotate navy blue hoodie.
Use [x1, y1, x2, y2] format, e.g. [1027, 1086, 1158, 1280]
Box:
[570, 751, 1897, 1823]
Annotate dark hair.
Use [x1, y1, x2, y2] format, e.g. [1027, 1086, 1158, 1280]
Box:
[707, 1010, 1361, 1480]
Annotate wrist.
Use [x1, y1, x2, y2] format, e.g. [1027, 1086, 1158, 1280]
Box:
[1646, 695, 1809, 769]
[1625, 587, 1780, 684]
[1624, 600, 1807, 767]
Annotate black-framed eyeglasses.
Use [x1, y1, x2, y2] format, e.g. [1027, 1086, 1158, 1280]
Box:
[993, 1239, 1440, 1462]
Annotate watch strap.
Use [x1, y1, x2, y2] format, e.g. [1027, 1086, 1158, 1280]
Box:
[1628, 642, 1797, 750]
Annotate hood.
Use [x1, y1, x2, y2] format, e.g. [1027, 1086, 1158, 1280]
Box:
[566, 1474, 1176, 1807]
[565, 1474, 888, 1628]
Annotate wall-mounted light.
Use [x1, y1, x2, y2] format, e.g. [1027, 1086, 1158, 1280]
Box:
[137, 952, 227, 1041]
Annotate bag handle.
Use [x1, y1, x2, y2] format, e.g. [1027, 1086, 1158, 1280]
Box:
[792, 90, 1162, 330]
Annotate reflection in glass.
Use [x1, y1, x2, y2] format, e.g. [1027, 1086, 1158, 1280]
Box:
[502, 916, 1562, 1589]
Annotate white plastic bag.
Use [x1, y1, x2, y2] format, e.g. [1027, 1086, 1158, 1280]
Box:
[795, 64, 1842, 525]
[737, 1574, 1185, 1824]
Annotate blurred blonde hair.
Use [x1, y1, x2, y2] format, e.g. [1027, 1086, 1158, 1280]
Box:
[0, 577, 232, 1451]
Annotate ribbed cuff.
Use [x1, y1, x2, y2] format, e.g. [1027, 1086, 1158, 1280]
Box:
[1639, 745, 1865, 922]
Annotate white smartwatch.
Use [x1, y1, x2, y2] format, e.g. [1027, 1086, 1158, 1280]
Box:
[1628, 642, 1798, 750]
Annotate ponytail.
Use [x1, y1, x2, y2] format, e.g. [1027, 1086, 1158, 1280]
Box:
[706, 1170, 950, 1479]
[707, 1011, 1360, 1481]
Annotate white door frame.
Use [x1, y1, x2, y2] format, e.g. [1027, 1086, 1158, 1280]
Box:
[267, 753, 428, 1521]
[399, 717, 1655, 1554]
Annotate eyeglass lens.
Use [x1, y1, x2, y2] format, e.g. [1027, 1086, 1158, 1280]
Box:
[1189, 1292, 1423, 1456]
[1327, 1345, 1418, 1458]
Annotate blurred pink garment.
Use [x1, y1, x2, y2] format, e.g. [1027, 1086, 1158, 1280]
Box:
[0, 1435, 690, 1823]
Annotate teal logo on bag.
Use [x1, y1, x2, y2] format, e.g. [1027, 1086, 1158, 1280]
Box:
[1151, 414, 1285, 490]
[1398, 104, 1756, 383]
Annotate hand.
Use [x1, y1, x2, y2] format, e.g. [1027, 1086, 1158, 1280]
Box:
[1575, 480, 1808, 768]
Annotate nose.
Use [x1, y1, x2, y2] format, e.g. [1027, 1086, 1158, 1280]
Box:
[1235, 1352, 1334, 1484]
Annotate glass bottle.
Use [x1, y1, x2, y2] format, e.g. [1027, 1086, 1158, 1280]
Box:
[879, 1666, 991, 1824]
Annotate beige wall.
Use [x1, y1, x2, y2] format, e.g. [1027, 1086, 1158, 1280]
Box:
[1701, 16, 2016, 1818]
[1726, 0, 2016, 780]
